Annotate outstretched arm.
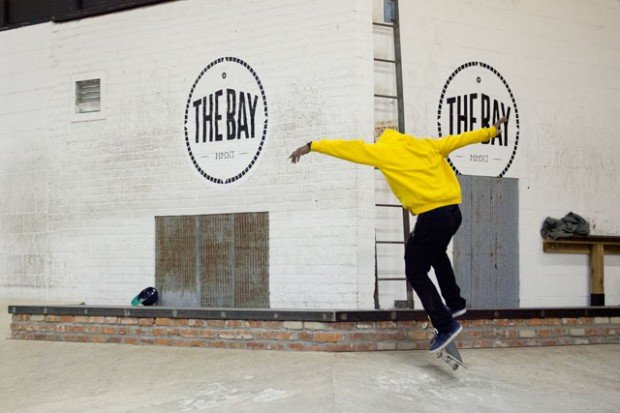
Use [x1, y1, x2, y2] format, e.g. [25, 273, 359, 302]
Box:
[434, 117, 508, 156]
[289, 139, 389, 168]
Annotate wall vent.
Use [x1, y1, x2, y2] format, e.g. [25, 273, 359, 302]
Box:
[75, 79, 101, 113]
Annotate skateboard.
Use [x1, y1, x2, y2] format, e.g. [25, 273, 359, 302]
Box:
[424, 322, 467, 371]
[433, 333, 466, 371]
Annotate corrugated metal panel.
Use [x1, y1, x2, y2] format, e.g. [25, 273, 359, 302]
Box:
[155, 216, 199, 306]
[156, 213, 269, 308]
[200, 214, 235, 307]
[233, 213, 269, 308]
[454, 175, 519, 309]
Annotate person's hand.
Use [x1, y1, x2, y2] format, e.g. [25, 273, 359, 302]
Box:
[492, 117, 508, 137]
[289, 143, 311, 164]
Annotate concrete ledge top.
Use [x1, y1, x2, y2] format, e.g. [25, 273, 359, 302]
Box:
[8, 305, 620, 322]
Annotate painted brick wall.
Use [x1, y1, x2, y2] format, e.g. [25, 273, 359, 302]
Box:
[395, 0, 620, 307]
[0, 0, 376, 308]
[2, 0, 619, 310]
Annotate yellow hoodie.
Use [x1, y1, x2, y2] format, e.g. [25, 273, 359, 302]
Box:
[310, 127, 496, 215]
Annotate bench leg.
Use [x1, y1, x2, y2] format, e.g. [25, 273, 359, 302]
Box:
[590, 244, 604, 306]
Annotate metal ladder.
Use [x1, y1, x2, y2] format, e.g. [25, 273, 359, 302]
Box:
[372, 0, 413, 309]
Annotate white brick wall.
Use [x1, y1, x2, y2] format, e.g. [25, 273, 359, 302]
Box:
[1, 0, 618, 309]
[397, 0, 620, 306]
[0, 0, 375, 308]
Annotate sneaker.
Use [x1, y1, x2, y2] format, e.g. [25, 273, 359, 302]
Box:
[451, 307, 467, 318]
[429, 321, 462, 353]
[443, 304, 467, 318]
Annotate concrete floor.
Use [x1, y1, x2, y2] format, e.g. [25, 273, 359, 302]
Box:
[2, 302, 619, 413]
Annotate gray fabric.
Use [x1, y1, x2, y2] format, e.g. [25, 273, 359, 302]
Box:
[540, 212, 590, 239]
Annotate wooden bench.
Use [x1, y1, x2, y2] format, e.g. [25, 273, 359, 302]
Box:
[543, 235, 620, 306]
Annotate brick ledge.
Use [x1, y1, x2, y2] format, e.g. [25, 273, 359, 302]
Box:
[8, 305, 620, 321]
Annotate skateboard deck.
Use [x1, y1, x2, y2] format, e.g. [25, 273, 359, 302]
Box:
[424, 321, 467, 371]
[435, 340, 466, 371]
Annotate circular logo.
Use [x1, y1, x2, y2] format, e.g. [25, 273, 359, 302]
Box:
[184, 57, 268, 184]
[437, 62, 519, 177]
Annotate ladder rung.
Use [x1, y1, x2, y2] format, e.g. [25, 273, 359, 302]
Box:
[373, 22, 394, 28]
[376, 241, 405, 245]
[376, 203, 402, 208]
[377, 277, 406, 281]
[374, 58, 396, 64]
[374, 94, 399, 100]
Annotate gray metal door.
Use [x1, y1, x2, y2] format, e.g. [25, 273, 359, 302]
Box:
[155, 213, 269, 308]
[453, 175, 519, 309]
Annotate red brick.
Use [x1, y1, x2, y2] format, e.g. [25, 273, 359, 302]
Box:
[152, 328, 166, 336]
[223, 341, 247, 350]
[226, 320, 249, 328]
[314, 332, 342, 343]
[154, 338, 172, 346]
[180, 329, 198, 338]
[198, 330, 218, 339]
[103, 317, 120, 324]
[352, 343, 378, 351]
[106, 336, 122, 344]
[263, 343, 285, 350]
[121, 318, 139, 325]
[33, 324, 56, 332]
[188, 319, 206, 327]
[256, 331, 292, 341]
[165, 328, 180, 336]
[527, 318, 561, 326]
[375, 321, 397, 329]
[493, 319, 527, 327]
[82, 325, 98, 334]
[204, 320, 226, 327]
[348, 331, 407, 342]
[463, 320, 488, 327]
[121, 337, 139, 345]
[330, 322, 356, 330]
[536, 328, 566, 337]
[74, 316, 89, 323]
[137, 318, 155, 326]
[287, 343, 306, 351]
[297, 332, 313, 341]
[248, 342, 267, 350]
[172, 319, 189, 327]
[407, 331, 430, 341]
[66, 325, 84, 333]
[585, 327, 607, 336]
[45, 315, 60, 322]
[461, 329, 482, 339]
[218, 330, 253, 340]
[155, 318, 171, 326]
[131, 327, 149, 336]
[90, 335, 106, 343]
[393, 321, 418, 328]
[139, 338, 154, 345]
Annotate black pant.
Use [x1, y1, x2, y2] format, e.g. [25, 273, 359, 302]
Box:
[404, 204, 466, 333]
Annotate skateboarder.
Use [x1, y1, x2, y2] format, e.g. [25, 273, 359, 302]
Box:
[289, 117, 508, 353]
